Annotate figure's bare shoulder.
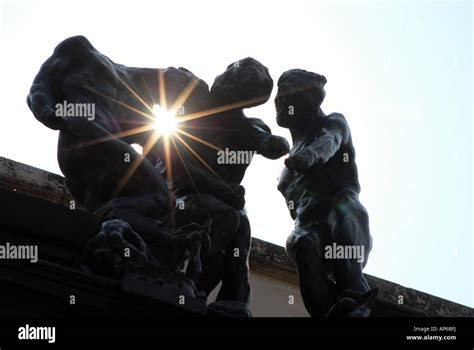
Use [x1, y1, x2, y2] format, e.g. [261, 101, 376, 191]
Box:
[324, 112, 350, 144]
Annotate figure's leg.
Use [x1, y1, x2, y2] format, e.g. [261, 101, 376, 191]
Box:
[197, 252, 226, 296]
[327, 193, 371, 294]
[326, 192, 376, 317]
[216, 211, 251, 303]
[174, 194, 241, 297]
[58, 119, 173, 218]
[195, 208, 241, 298]
[286, 226, 336, 317]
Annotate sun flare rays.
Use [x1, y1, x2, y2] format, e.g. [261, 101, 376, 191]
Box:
[80, 70, 240, 201]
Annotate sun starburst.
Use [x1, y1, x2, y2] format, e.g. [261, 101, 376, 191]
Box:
[153, 104, 179, 136]
[80, 69, 246, 203]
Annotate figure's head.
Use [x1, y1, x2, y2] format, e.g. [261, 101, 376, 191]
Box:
[210, 57, 273, 109]
[275, 69, 327, 128]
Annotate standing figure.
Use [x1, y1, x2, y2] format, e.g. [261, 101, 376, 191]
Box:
[156, 58, 289, 305]
[275, 69, 378, 317]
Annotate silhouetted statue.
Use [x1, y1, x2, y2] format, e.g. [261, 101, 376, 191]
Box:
[27, 35, 214, 302]
[27, 36, 289, 312]
[275, 69, 378, 317]
[155, 58, 289, 304]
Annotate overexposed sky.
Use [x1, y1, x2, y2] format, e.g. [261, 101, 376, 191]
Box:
[0, 0, 472, 307]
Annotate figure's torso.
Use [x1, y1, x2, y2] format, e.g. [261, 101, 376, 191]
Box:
[278, 117, 361, 220]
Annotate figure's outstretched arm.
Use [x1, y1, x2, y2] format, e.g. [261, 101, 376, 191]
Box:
[285, 113, 350, 172]
[247, 117, 290, 159]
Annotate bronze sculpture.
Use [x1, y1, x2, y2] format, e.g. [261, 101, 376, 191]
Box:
[275, 69, 378, 317]
[27, 36, 289, 313]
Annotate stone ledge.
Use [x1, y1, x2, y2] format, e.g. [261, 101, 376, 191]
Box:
[0, 259, 201, 317]
[0, 157, 73, 207]
[250, 238, 474, 317]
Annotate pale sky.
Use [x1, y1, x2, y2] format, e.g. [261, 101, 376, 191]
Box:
[0, 0, 472, 307]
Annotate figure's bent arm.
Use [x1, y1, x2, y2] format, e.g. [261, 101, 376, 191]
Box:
[248, 117, 290, 159]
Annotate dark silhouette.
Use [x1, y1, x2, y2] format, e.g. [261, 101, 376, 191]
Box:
[27, 35, 176, 218]
[27, 36, 289, 311]
[155, 58, 289, 304]
[275, 69, 377, 317]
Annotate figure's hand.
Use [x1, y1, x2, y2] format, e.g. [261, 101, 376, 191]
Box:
[285, 149, 316, 172]
[233, 184, 245, 198]
[259, 135, 290, 159]
[27, 94, 66, 131]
